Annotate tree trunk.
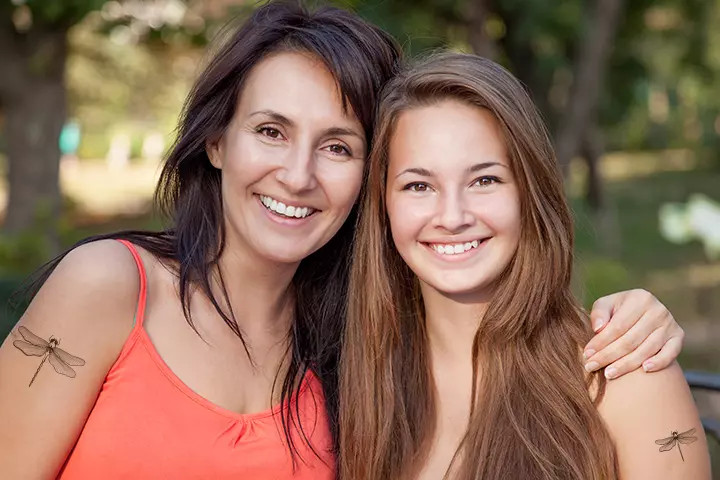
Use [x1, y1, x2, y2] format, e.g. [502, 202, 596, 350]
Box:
[467, 0, 495, 59]
[0, 19, 67, 248]
[582, 127, 604, 211]
[554, 0, 624, 176]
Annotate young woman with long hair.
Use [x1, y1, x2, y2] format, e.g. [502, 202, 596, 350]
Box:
[0, 2, 686, 478]
[339, 53, 710, 480]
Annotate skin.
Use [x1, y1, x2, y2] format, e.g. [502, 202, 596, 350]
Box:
[0, 52, 686, 478]
[385, 99, 710, 479]
[0, 51, 365, 479]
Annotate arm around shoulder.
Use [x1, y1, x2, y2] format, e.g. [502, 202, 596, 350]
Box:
[0, 239, 141, 479]
[597, 362, 712, 480]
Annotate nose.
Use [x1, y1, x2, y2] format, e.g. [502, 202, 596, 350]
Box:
[275, 144, 318, 193]
[432, 191, 474, 233]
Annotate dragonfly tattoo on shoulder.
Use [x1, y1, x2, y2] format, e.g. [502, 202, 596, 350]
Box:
[12, 326, 86, 387]
[655, 428, 698, 461]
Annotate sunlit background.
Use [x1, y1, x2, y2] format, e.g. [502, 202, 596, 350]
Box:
[0, 0, 718, 473]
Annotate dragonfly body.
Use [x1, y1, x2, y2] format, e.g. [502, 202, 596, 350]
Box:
[12, 326, 86, 387]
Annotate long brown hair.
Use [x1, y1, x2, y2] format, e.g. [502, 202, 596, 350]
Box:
[339, 53, 618, 479]
[17, 1, 401, 460]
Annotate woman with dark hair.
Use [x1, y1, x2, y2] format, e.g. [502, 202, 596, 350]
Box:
[0, 2, 686, 478]
[339, 53, 710, 480]
[0, 2, 399, 478]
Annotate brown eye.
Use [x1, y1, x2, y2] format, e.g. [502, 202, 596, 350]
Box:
[325, 143, 351, 156]
[406, 183, 430, 192]
[258, 127, 283, 139]
[473, 176, 499, 187]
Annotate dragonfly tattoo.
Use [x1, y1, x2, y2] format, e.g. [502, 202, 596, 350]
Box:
[655, 428, 698, 461]
[12, 326, 86, 387]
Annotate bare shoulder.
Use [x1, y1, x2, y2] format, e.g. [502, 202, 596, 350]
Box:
[0, 239, 143, 477]
[24, 239, 141, 337]
[597, 362, 711, 479]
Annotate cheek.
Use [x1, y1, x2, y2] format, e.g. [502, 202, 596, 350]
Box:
[483, 189, 521, 246]
[222, 134, 275, 182]
[387, 194, 433, 248]
[320, 161, 365, 213]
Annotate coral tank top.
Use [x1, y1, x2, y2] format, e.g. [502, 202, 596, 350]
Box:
[58, 240, 334, 479]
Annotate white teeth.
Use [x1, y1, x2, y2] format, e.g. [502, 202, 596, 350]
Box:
[430, 239, 484, 255]
[259, 195, 314, 219]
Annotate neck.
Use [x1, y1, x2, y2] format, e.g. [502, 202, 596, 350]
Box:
[421, 282, 491, 363]
[214, 233, 300, 342]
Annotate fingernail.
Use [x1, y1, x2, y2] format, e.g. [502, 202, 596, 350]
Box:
[593, 319, 606, 332]
[643, 362, 654, 372]
[584, 361, 599, 372]
[604, 367, 618, 379]
[583, 349, 596, 360]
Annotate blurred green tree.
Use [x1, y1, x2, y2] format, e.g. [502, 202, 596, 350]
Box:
[0, 0, 108, 246]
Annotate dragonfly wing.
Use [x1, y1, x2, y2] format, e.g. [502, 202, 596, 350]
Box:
[13, 340, 47, 357]
[659, 441, 677, 452]
[655, 437, 674, 445]
[679, 428, 696, 437]
[678, 436, 698, 445]
[17, 326, 49, 348]
[48, 353, 76, 378]
[52, 347, 85, 367]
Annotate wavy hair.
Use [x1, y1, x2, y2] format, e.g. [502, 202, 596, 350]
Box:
[339, 53, 618, 479]
[19, 0, 401, 462]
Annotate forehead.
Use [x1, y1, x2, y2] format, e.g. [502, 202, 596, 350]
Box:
[388, 99, 508, 173]
[237, 51, 361, 129]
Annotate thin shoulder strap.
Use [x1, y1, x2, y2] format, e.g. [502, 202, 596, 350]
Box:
[115, 239, 147, 328]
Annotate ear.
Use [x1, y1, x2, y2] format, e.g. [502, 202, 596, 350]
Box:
[206, 137, 223, 169]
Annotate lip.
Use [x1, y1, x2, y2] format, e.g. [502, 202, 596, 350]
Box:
[255, 194, 318, 226]
[422, 237, 490, 262]
[257, 193, 320, 212]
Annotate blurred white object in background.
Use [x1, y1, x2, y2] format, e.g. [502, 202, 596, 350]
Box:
[660, 194, 720, 260]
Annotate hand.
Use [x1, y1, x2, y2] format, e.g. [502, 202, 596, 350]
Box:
[582, 289, 684, 380]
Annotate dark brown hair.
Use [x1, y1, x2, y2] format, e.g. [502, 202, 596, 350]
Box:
[20, 0, 401, 462]
[340, 53, 618, 479]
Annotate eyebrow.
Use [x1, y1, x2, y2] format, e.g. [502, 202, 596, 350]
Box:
[249, 110, 295, 127]
[249, 110, 364, 141]
[395, 161, 506, 179]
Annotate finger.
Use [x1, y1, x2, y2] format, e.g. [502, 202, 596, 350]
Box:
[584, 313, 657, 372]
[642, 335, 684, 373]
[584, 294, 649, 359]
[601, 327, 667, 379]
[584, 309, 661, 366]
[589, 291, 624, 332]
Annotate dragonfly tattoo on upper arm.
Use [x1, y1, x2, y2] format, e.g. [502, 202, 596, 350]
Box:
[12, 326, 86, 387]
[655, 428, 698, 461]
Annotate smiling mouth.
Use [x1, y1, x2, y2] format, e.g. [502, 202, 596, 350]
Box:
[258, 194, 318, 219]
[426, 238, 489, 255]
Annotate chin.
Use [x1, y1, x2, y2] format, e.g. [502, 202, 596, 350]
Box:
[255, 243, 318, 265]
[421, 269, 505, 299]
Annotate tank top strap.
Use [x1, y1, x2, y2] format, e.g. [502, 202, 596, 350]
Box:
[115, 239, 148, 328]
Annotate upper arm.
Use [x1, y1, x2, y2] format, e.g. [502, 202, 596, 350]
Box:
[0, 240, 140, 479]
[597, 362, 711, 480]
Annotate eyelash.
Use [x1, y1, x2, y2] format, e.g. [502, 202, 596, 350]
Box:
[256, 127, 352, 156]
[403, 176, 501, 192]
[472, 175, 501, 187]
[257, 126, 284, 140]
[403, 182, 431, 192]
